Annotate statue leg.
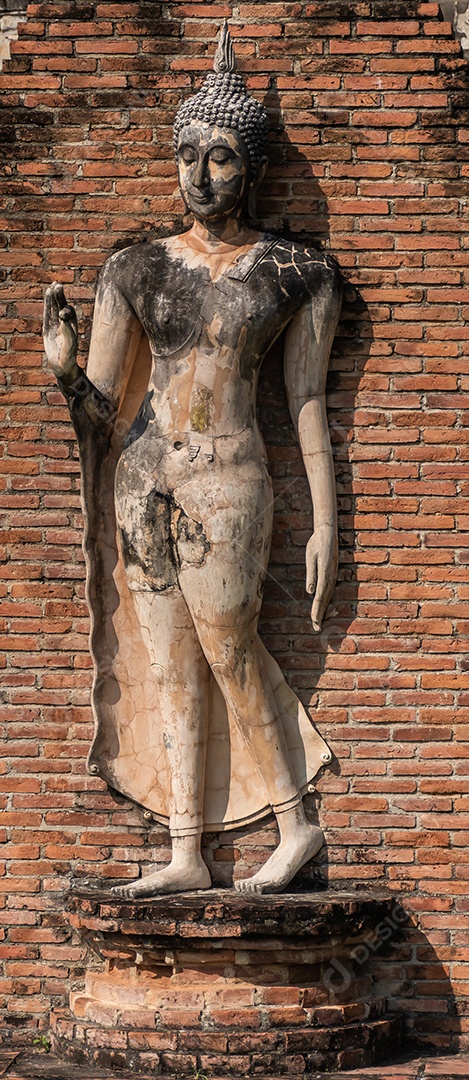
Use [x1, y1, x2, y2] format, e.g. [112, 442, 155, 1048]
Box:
[175, 465, 324, 893]
[189, 609, 323, 894]
[113, 585, 211, 898]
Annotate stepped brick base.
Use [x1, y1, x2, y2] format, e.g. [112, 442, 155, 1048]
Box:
[51, 1004, 402, 1075]
[50, 888, 404, 1076]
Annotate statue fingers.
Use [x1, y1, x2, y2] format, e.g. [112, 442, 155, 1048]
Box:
[43, 283, 61, 336]
[311, 563, 332, 632]
[52, 281, 68, 311]
[311, 595, 326, 633]
[59, 303, 78, 338]
[43, 284, 78, 372]
[55, 280, 78, 332]
[305, 549, 318, 597]
[43, 286, 63, 367]
[44, 282, 73, 338]
[56, 289, 78, 360]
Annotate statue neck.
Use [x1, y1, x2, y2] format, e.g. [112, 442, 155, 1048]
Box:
[189, 217, 257, 251]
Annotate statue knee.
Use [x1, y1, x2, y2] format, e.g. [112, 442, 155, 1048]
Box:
[149, 661, 171, 688]
[210, 659, 236, 685]
[209, 644, 253, 689]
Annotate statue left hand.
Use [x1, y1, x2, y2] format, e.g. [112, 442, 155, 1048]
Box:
[305, 523, 338, 632]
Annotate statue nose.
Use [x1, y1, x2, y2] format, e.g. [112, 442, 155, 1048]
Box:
[193, 157, 209, 188]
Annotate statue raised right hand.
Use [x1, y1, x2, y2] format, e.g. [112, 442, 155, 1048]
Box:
[43, 281, 79, 381]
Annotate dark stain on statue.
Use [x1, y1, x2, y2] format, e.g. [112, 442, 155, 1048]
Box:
[120, 244, 209, 358]
[173, 506, 211, 570]
[120, 490, 177, 591]
[120, 488, 210, 589]
[123, 390, 155, 449]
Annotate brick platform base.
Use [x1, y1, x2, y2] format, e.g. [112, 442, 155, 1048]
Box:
[7, 1050, 469, 1080]
[51, 1008, 402, 1076]
[50, 888, 404, 1075]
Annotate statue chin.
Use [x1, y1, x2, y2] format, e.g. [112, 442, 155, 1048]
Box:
[182, 192, 247, 226]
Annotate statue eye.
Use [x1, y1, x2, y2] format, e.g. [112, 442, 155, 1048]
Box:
[179, 146, 197, 164]
[209, 148, 233, 165]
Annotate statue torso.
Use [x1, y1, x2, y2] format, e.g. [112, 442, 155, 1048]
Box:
[107, 232, 334, 495]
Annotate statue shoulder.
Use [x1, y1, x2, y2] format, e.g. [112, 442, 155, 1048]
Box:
[304, 246, 341, 295]
[97, 240, 168, 300]
[272, 238, 342, 303]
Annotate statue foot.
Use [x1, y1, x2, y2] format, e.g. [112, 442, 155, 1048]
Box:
[234, 824, 324, 895]
[112, 858, 211, 898]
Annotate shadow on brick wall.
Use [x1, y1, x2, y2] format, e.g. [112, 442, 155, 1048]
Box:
[250, 111, 371, 895]
[373, 909, 462, 1053]
[321, 898, 462, 1053]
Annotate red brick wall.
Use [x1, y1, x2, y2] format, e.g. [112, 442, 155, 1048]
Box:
[1, 0, 468, 1052]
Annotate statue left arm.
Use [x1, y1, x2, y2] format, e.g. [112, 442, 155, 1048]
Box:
[283, 265, 343, 631]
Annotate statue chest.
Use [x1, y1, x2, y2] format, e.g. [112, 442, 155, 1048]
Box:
[128, 237, 309, 364]
[135, 268, 302, 367]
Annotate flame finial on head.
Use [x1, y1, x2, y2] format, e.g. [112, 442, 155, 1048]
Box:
[173, 21, 269, 172]
[213, 19, 235, 73]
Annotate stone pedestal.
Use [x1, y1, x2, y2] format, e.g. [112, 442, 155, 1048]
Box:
[51, 888, 403, 1076]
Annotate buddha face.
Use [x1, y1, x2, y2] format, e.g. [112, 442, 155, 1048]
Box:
[177, 122, 250, 223]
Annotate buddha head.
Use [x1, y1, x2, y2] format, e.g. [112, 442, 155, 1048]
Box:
[173, 23, 269, 224]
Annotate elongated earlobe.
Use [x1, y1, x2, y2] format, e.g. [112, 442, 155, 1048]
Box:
[247, 155, 268, 222]
[247, 181, 258, 221]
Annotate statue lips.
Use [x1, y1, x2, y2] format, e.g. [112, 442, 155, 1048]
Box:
[187, 189, 212, 205]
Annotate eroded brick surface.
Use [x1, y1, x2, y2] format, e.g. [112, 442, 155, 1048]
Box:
[7, 1049, 469, 1080]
